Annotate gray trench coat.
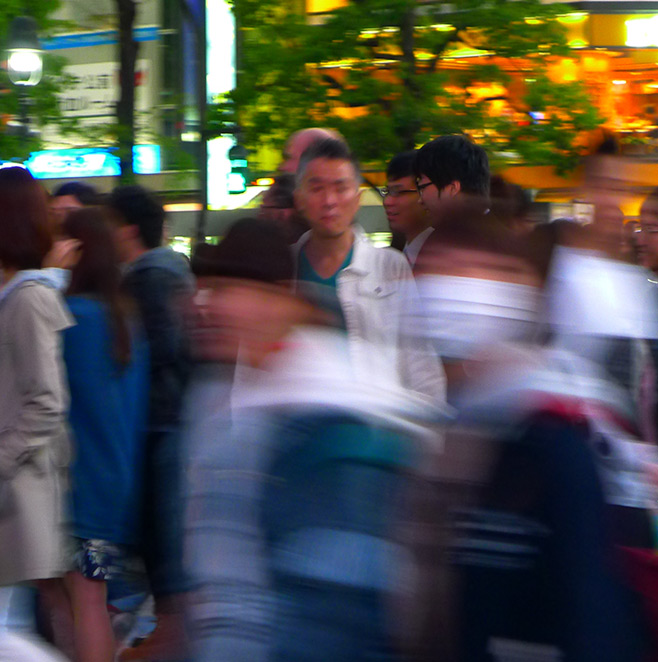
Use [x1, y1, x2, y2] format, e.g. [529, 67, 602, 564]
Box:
[0, 280, 73, 585]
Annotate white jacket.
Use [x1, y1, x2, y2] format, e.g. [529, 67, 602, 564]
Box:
[292, 226, 446, 405]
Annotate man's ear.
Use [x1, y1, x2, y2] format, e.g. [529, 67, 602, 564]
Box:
[115, 223, 138, 243]
[445, 180, 461, 198]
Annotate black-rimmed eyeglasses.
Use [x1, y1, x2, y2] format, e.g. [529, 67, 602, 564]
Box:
[381, 187, 418, 199]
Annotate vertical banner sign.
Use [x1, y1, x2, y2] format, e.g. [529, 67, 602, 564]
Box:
[206, 0, 237, 210]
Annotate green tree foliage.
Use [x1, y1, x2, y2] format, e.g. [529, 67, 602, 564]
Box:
[0, 0, 76, 161]
[215, 0, 603, 173]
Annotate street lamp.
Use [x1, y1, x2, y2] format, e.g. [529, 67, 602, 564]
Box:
[7, 17, 43, 87]
[6, 16, 43, 140]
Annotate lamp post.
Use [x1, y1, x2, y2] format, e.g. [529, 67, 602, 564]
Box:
[7, 16, 43, 137]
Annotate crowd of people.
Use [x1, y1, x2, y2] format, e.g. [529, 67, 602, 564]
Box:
[1, 128, 658, 662]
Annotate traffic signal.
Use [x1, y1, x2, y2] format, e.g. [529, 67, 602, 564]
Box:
[227, 144, 249, 194]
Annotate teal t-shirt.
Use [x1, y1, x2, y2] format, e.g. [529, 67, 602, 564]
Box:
[298, 245, 354, 329]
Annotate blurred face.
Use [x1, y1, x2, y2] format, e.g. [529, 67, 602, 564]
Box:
[50, 195, 83, 233]
[640, 199, 658, 271]
[190, 278, 309, 365]
[383, 176, 428, 239]
[295, 158, 361, 239]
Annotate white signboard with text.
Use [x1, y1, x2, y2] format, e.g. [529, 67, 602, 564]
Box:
[44, 60, 152, 147]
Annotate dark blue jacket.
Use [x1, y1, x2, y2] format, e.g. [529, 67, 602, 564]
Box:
[122, 247, 194, 430]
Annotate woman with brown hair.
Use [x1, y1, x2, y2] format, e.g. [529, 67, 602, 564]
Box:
[0, 166, 74, 645]
[60, 206, 149, 662]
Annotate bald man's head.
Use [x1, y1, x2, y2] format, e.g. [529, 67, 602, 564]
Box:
[280, 127, 345, 174]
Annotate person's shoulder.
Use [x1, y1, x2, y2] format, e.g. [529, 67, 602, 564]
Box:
[65, 296, 106, 325]
[5, 281, 73, 329]
[362, 241, 411, 276]
[9, 280, 62, 310]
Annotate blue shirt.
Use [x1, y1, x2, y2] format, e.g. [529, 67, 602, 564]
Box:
[63, 296, 150, 545]
[297, 246, 353, 329]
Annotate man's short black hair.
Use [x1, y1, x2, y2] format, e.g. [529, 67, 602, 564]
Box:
[386, 151, 416, 181]
[52, 181, 99, 206]
[296, 138, 361, 186]
[107, 185, 165, 250]
[414, 135, 490, 197]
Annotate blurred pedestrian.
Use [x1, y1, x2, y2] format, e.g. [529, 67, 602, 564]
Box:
[383, 151, 432, 268]
[542, 157, 658, 425]
[107, 185, 194, 661]
[60, 207, 150, 662]
[293, 137, 445, 402]
[0, 167, 74, 653]
[410, 196, 648, 661]
[183, 217, 444, 662]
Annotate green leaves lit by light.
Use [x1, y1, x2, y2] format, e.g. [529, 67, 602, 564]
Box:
[557, 12, 587, 25]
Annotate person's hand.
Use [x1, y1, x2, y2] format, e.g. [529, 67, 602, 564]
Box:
[43, 239, 82, 269]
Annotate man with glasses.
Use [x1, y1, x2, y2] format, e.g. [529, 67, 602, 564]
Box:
[413, 135, 490, 219]
[383, 151, 433, 268]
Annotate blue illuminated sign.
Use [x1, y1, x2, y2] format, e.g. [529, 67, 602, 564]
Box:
[23, 145, 161, 179]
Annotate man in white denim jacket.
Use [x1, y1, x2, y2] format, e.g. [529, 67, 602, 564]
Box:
[292, 138, 445, 405]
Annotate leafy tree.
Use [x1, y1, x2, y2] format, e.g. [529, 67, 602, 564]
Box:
[0, 0, 77, 161]
[217, 0, 603, 173]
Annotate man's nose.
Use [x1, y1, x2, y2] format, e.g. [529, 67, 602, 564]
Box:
[323, 189, 338, 205]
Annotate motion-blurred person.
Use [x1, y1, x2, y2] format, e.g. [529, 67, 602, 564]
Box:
[383, 151, 432, 268]
[184, 219, 300, 661]
[49, 182, 98, 237]
[183, 217, 444, 662]
[258, 173, 308, 243]
[107, 186, 194, 661]
[543, 156, 658, 432]
[60, 207, 150, 662]
[411, 196, 539, 400]
[489, 174, 533, 235]
[293, 138, 445, 402]
[280, 127, 345, 174]
[409, 196, 649, 661]
[637, 187, 658, 272]
[413, 134, 490, 221]
[0, 167, 74, 652]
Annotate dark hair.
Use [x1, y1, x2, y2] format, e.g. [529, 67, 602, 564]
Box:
[192, 217, 294, 283]
[0, 166, 53, 270]
[296, 138, 361, 186]
[414, 135, 490, 197]
[107, 185, 165, 249]
[64, 207, 132, 367]
[386, 151, 417, 181]
[489, 175, 531, 224]
[262, 174, 295, 210]
[52, 181, 99, 206]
